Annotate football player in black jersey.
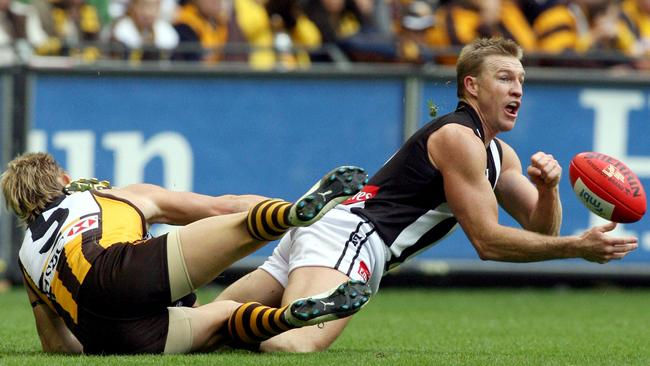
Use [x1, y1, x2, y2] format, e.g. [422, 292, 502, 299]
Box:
[2, 152, 370, 354]
[216, 37, 639, 353]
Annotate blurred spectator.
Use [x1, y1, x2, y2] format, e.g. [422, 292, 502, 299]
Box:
[172, 0, 231, 63]
[428, 0, 536, 52]
[395, 0, 437, 62]
[230, 0, 291, 69]
[265, 0, 322, 68]
[0, 0, 51, 64]
[174, 0, 320, 69]
[533, 0, 623, 53]
[303, 0, 382, 61]
[32, 0, 102, 61]
[108, 0, 177, 22]
[518, 0, 560, 23]
[104, 0, 179, 61]
[618, 0, 650, 57]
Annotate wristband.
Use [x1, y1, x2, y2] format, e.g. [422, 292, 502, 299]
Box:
[31, 299, 46, 308]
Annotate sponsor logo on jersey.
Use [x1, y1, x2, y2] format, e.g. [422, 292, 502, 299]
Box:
[357, 261, 370, 282]
[65, 215, 99, 238]
[343, 185, 379, 205]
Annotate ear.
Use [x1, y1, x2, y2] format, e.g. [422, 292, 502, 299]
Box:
[463, 75, 479, 98]
[60, 173, 72, 185]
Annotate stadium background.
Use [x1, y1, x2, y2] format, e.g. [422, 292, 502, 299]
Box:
[0, 63, 649, 286]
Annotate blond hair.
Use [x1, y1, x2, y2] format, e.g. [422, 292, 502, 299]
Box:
[456, 38, 523, 99]
[1, 152, 65, 224]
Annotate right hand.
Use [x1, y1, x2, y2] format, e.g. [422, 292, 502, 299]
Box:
[578, 222, 638, 263]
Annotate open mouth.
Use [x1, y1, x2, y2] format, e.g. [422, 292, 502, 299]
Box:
[504, 101, 520, 117]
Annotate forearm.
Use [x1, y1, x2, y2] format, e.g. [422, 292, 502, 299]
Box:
[25, 284, 82, 354]
[526, 187, 562, 236]
[156, 192, 267, 225]
[34, 309, 83, 354]
[471, 224, 577, 262]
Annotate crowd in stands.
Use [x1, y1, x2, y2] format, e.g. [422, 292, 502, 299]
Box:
[0, 0, 649, 69]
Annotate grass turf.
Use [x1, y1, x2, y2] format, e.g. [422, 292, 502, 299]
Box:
[1, 286, 649, 365]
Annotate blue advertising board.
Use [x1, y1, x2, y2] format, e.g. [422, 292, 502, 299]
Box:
[29, 72, 650, 270]
[30, 74, 404, 254]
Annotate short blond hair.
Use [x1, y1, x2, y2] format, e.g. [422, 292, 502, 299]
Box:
[1, 152, 65, 224]
[456, 38, 523, 99]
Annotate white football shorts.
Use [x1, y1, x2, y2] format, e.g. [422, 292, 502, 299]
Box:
[259, 206, 388, 294]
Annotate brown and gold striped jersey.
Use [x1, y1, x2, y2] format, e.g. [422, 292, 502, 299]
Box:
[19, 191, 147, 328]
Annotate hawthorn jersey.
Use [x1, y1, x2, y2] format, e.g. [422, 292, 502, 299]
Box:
[19, 191, 147, 328]
[346, 102, 503, 270]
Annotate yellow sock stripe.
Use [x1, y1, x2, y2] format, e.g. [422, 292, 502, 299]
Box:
[254, 200, 277, 239]
[233, 303, 256, 344]
[273, 305, 292, 332]
[249, 305, 271, 339]
[261, 306, 275, 334]
[264, 201, 290, 233]
[247, 200, 275, 241]
[276, 202, 290, 228]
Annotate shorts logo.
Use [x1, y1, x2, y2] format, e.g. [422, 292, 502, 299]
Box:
[343, 185, 379, 205]
[66, 215, 99, 238]
[357, 261, 370, 282]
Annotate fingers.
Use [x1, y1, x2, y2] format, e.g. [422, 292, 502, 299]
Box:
[605, 244, 637, 261]
[610, 243, 638, 253]
[601, 240, 638, 262]
[582, 228, 638, 263]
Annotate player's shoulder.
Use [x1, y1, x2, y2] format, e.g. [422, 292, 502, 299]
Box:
[427, 123, 487, 172]
[429, 122, 483, 151]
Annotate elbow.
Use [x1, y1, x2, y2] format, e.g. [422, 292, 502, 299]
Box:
[474, 245, 495, 261]
[469, 235, 499, 261]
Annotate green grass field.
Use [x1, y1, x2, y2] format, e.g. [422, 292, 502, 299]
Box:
[1, 286, 650, 365]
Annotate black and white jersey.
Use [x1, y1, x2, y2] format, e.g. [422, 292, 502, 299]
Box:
[344, 101, 503, 270]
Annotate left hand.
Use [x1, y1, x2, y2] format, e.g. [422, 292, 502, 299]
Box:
[526, 151, 561, 190]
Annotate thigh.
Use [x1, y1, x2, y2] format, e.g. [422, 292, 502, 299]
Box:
[177, 212, 269, 289]
[261, 266, 354, 353]
[216, 268, 284, 308]
[285, 209, 380, 287]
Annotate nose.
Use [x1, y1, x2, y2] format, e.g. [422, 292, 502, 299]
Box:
[511, 79, 523, 98]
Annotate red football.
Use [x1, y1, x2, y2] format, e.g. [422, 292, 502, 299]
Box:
[569, 152, 646, 223]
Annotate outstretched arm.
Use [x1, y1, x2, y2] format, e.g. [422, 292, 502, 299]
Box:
[23, 278, 82, 354]
[495, 142, 562, 235]
[428, 124, 637, 263]
[101, 184, 268, 225]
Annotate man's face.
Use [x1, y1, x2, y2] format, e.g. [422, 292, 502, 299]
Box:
[133, 0, 161, 29]
[472, 55, 524, 133]
[196, 0, 222, 19]
[321, 0, 344, 14]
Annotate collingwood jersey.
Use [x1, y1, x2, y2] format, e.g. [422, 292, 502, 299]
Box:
[19, 191, 147, 328]
[348, 102, 503, 269]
